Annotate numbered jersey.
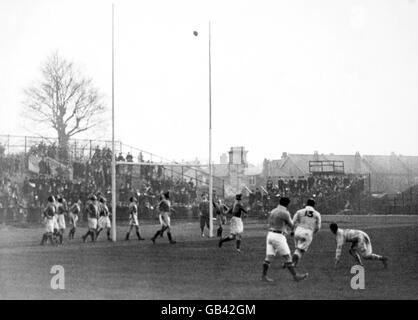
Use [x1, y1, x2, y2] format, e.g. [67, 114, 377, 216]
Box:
[292, 206, 321, 232]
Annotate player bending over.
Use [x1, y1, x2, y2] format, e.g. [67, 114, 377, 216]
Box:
[262, 197, 308, 282]
[68, 200, 81, 240]
[151, 191, 176, 244]
[329, 222, 388, 268]
[40, 196, 57, 245]
[291, 199, 321, 266]
[125, 197, 145, 241]
[82, 195, 99, 242]
[97, 197, 112, 241]
[218, 194, 247, 253]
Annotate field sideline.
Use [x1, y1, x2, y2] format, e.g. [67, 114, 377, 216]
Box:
[0, 215, 417, 299]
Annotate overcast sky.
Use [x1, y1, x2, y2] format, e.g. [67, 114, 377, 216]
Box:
[0, 0, 417, 165]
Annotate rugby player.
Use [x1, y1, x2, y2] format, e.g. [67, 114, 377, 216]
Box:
[218, 194, 247, 253]
[291, 198, 321, 266]
[198, 193, 210, 237]
[330, 222, 388, 268]
[56, 196, 68, 245]
[125, 197, 145, 241]
[262, 197, 308, 282]
[68, 200, 81, 240]
[82, 195, 99, 242]
[40, 196, 56, 245]
[151, 191, 176, 244]
[97, 197, 112, 241]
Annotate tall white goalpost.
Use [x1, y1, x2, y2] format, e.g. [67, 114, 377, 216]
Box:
[111, 3, 117, 242]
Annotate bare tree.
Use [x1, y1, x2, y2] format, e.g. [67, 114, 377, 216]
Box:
[23, 52, 106, 161]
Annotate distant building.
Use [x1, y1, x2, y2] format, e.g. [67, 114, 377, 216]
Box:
[262, 152, 418, 194]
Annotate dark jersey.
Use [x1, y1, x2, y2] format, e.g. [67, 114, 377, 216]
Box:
[231, 201, 247, 218]
[86, 201, 98, 219]
[199, 200, 210, 217]
[57, 203, 66, 215]
[43, 204, 55, 219]
[158, 199, 170, 213]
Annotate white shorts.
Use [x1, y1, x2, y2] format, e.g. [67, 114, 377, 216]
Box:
[230, 216, 244, 235]
[45, 218, 55, 233]
[294, 227, 314, 252]
[159, 212, 171, 228]
[53, 215, 59, 230]
[69, 213, 79, 227]
[57, 214, 66, 230]
[98, 216, 111, 229]
[266, 231, 291, 257]
[129, 215, 139, 226]
[353, 235, 373, 257]
[88, 218, 98, 229]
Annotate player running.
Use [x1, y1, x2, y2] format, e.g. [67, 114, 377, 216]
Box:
[291, 198, 321, 266]
[40, 196, 57, 245]
[82, 195, 99, 243]
[151, 191, 176, 244]
[330, 222, 388, 268]
[68, 200, 81, 240]
[218, 194, 247, 253]
[125, 197, 145, 241]
[261, 197, 308, 282]
[198, 193, 210, 237]
[97, 197, 112, 241]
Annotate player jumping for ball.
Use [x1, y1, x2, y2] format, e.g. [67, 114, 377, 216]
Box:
[218, 194, 247, 253]
[329, 222, 388, 268]
[291, 198, 321, 266]
[125, 197, 145, 241]
[262, 197, 308, 282]
[151, 191, 176, 244]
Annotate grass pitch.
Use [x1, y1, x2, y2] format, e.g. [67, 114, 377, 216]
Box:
[0, 215, 417, 299]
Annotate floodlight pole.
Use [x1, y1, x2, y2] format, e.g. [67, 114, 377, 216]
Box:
[111, 3, 117, 242]
[208, 21, 214, 238]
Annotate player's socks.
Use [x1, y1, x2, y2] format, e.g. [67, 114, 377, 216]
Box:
[261, 261, 274, 282]
[236, 239, 241, 250]
[262, 260, 270, 277]
[90, 230, 96, 242]
[59, 232, 63, 244]
[125, 232, 130, 241]
[40, 234, 47, 245]
[136, 231, 145, 240]
[107, 230, 111, 240]
[217, 227, 222, 237]
[47, 234, 54, 245]
[167, 232, 176, 244]
[286, 264, 307, 281]
[151, 230, 160, 243]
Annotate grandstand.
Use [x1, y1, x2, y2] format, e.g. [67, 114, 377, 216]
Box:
[1, 135, 418, 226]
